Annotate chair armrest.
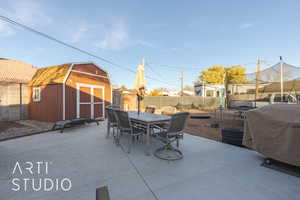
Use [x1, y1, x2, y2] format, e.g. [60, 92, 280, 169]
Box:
[152, 124, 166, 132]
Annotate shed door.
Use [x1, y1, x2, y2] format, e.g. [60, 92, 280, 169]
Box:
[76, 84, 104, 119]
[93, 87, 104, 118]
[78, 86, 91, 118]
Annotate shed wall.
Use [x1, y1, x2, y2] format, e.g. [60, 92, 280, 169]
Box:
[65, 69, 111, 120]
[29, 84, 63, 122]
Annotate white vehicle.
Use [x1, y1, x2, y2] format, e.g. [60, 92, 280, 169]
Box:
[230, 93, 299, 109]
[269, 93, 300, 104]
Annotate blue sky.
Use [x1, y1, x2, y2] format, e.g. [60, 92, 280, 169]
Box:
[0, 0, 300, 90]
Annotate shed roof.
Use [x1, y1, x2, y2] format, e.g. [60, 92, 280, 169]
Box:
[28, 62, 109, 87]
[0, 58, 37, 83]
[29, 64, 71, 86]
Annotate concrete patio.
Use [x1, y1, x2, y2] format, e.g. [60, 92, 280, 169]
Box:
[0, 122, 299, 200]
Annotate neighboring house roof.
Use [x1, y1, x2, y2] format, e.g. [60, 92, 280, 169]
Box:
[120, 89, 137, 94]
[178, 90, 194, 96]
[160, 90, 178, 96]
[0, 58, 37, 83]
[194, 82, 224, 88]
[29, 64, 71, 86]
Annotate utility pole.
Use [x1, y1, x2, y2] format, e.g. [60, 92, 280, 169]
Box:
[255, 58, 261, 107]
[224, 66, 229, 108]
[180, 72, 183, 96]
[280, 56, 284, 102]
[202, 79, 205, 105]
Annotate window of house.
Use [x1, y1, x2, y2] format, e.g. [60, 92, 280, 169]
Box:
[206, 90, 214, 97]
[32, 87, 41, 102]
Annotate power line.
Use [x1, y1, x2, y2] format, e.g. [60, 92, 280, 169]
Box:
[147, 61, 260, 72]
[144, 62, 178, 90]
[145, 62, 172, 81]
[147, 62, 201, 71]
[0, 15, 171, 85]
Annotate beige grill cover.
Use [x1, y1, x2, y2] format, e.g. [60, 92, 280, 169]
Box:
[243, 104, 300, 166]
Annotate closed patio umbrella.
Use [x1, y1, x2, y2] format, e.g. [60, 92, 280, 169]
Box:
[135, 60, 146, 114]
[135, 60, 146, 91]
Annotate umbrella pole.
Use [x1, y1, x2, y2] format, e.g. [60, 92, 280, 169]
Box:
[136, 87, 145, 115]
[138, 96, 140, 115]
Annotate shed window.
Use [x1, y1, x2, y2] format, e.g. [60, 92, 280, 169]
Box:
[33, 87, 41, 102]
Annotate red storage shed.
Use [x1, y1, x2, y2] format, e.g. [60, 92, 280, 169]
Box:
[28, 62, 111, 122]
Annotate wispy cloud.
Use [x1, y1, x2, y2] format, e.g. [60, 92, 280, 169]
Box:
[0, 0, 51, 37]
[240, 23, 255, 29]
[70, 25, 88, 43]
[11, 0, 52, 26]
[0, 21, 15, 37]
[93, 20, 156, 50]
[135, 40, 155, 48]
[95, 20, 129, 50]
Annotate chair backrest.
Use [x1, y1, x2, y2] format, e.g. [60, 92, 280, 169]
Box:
[145, 106, 155, 113]
[106, 104, 120, 109]
[105, 107, 118, 123]
[110, 104, 121, 110]
[113, 110, 131, 130]
[167, 112, 189, 133]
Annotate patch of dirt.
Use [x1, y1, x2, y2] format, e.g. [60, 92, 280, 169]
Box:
[0, 120, 54, 141]
[184, 110, 244, 142]
[0, 121, 26, 132]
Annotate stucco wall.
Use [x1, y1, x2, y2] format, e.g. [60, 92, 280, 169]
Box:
[144, 96, 220, 109]
[0, 83, 29, 120]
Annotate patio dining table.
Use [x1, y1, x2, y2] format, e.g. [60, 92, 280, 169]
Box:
[128, 111, 171, 155]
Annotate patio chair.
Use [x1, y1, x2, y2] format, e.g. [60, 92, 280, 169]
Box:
[153, 112, 189, 160]
[145, 106, 155, 113]
[105, 106, 119, 139]
[113, 110, 145, 153]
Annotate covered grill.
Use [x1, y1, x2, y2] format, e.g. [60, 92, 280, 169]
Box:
[243, 104, 300, 167]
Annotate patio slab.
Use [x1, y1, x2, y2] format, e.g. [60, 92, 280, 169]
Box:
[0, 122, 299, 200]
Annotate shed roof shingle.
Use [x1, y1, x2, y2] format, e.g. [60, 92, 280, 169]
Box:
[28, 64, 71, 86]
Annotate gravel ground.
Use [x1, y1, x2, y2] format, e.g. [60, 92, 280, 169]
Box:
[184, 110, 244, 142]
[0, 120, 54, 141]
[0, 121, 26, 132]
